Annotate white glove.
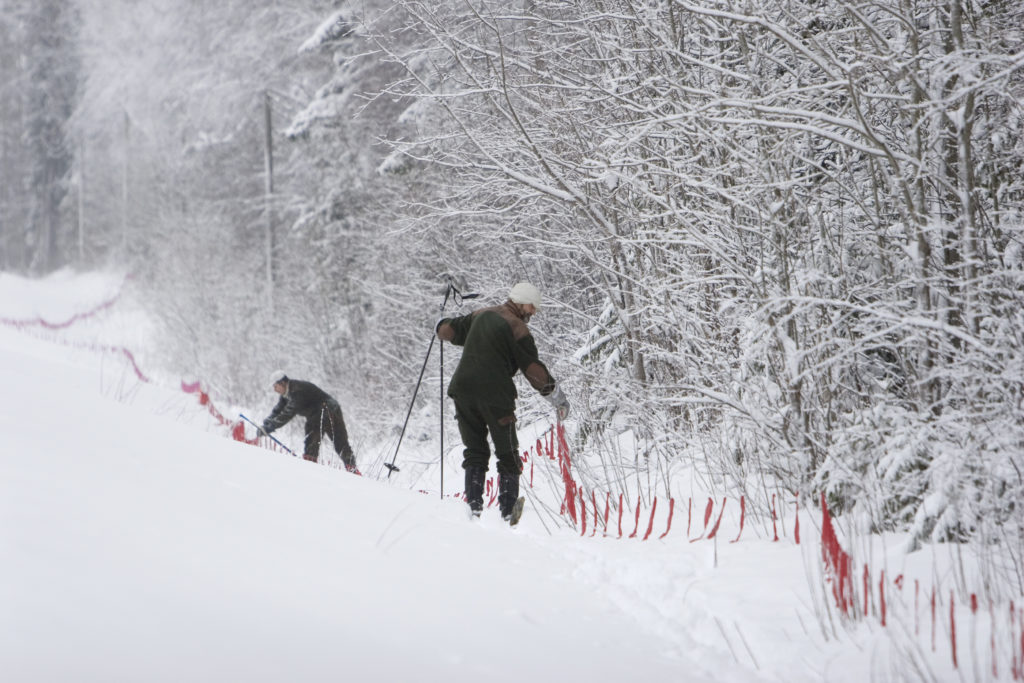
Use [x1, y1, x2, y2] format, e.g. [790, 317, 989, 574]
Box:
[544, 385, 570, 421]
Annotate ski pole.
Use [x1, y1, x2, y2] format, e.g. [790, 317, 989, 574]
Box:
[385, 335, 435, 477]
[438, 285, 477, 495]
[239, 413, 297, 457]
[386, 276, 477, 480]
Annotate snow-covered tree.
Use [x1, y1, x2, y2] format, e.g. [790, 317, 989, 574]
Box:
[333, 0, 1024, 566]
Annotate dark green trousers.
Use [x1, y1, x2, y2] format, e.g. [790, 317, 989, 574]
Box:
[453, 399, 522, 476]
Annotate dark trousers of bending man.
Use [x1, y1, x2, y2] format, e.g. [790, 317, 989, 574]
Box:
[303, 398, 356, 468]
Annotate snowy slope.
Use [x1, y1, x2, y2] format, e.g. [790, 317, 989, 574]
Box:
[0, 272, 719, 682]
[0, 271, 977, 683]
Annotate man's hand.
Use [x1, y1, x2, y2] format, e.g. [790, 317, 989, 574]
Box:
[435, 317, 454, 341]
[544, 385, 570, 421]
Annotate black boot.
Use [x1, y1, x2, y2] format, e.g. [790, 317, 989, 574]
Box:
[499, 472, 520, 521]
[464, 466, 486, 517]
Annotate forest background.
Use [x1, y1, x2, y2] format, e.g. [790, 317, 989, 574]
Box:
[2, 0, 1022, 601]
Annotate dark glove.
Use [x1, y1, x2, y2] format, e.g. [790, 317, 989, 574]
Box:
[259, 421, 273, 437]
[544, 385, 570, 421]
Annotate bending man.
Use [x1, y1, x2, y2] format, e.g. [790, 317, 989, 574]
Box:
[260, 371, 359, 473]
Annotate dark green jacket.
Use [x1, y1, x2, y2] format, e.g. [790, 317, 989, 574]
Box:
[437, 302, 556, 411]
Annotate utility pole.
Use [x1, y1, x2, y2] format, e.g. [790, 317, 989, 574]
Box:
[77, 134, 85, 263]
[263, 90, 275, 308]
[121, 109, 129, 255]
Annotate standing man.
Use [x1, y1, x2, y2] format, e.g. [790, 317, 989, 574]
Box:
[436, 282, 570, 524]
[260, 371, 359, 473]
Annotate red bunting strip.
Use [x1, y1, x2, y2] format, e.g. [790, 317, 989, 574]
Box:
[730, 495, 745, 543]
[21, 335, 152, 383]
[0, 284, 123, 330]
[641, 498, 658, 541]
[486, 478, 498, 508]
[629, 499, 641, 539]
[231, 421, 255, 444]
[880, 570, 886, 627]
[820, 493, 853, 615]
[705, 498, 726, 540]
[658, 498, 675, 540]
[932, 586, 937, 652]
[557, 424, 577, 523]
[0, 280, 148, 381]
[112, 347, 149, 382]
[687, 498, 692, 535]
[591, 491, 599, 537]
[951, 590, 958, 669]
[1, 287, 277, 457]
[864, 564, 870, 617]
[180, 380, 240, 432]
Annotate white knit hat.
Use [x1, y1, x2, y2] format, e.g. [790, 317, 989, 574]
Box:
[508, 282, 542, 310]
[268, 370, 288, 386]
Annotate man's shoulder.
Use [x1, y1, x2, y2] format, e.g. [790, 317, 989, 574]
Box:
[289, 379, 322, 394]
[473, 305, 530, 340]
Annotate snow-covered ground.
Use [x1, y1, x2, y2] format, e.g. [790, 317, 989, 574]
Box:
[0, 271, 998, 682]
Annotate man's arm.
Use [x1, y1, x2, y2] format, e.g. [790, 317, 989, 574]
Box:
[262, 396, 296, 433]
[515, 336, 570, 420]
[514, 336, 556, 395]
[436, 313, 474, 346]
